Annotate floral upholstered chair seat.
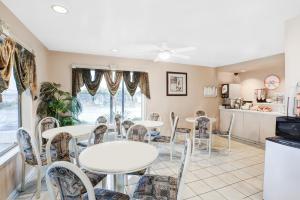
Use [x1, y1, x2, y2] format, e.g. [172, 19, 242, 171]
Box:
[133, 175, 177, 200]
[83, 188, 130, 200]
[152, 135, 171, 143]
[47, 163, 129, 200]
[47, 132, 107, 188]
[132, 139, 191, 200]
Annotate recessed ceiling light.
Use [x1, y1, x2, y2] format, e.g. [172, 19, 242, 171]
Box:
[51, 5, 68, 14]
[111, 49, 119, 53]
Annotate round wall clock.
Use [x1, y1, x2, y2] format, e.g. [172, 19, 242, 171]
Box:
[264, 74, 280, 90]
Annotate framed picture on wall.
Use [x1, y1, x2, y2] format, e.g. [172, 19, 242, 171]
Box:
[166, 72, 187, 96]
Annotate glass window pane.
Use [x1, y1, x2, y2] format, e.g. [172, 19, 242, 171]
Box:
[124, 87, 142, 120]
[78, 78, 143, 123]
[78, 80, 111, 124]
[0, 73, 19, 151]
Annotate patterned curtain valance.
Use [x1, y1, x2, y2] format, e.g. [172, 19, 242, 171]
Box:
[72, 68, 151, 99]
[0, 37, 37, 100]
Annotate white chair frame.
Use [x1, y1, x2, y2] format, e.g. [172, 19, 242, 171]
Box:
[46, 161, 96, 200]
[17, 128, 44, 199]
[192, 116, 213, 156]
[45, 132, 77, 165]
[87, 123, 108, 146]
[37, 117, 60, 151]
[217, 113, 235, 152]
[177, 138, 192, 200]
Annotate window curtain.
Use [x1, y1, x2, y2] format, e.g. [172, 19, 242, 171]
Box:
[104, 71, 122, 96]
[72, 68, 151, 99]
[82, 69, 104, 96]
[0, 38, 15, 93]
[13, 43, 38, 99]
[0, 37, 37, 100]
[72, 69, 84, 96]
[123, 71, 140, 97]
[139, 72, 150, 99]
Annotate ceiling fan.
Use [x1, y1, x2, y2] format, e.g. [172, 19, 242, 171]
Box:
[135, 43, 197, 62]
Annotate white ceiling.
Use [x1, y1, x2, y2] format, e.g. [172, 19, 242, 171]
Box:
[3, 0, 300, 67]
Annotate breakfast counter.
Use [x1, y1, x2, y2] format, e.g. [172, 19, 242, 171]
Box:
[219, 108, 284, 144]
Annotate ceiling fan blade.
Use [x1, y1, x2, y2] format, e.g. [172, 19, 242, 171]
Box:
[172, 46, 196, 53]
[124, 44, 161, 53]
[172, 54, 190, 59]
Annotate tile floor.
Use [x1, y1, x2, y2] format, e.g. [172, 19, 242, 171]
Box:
[16, 136, 265, 200]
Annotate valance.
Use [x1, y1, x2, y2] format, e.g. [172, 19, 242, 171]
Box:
[72, 68, 151, 99]
[0, 37, 37, 99]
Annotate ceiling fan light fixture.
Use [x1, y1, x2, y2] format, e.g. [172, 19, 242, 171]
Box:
[51, 5, 68, 14]
[158, 51, 171, 60]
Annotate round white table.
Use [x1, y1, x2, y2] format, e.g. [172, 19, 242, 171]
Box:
[133, 120, 164, 129]
[42, 124, 96, 139]
[79, 141, 159, 191]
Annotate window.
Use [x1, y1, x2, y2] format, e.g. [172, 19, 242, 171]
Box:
[0, 72, 20, 156]
[78, 80, 143, 124]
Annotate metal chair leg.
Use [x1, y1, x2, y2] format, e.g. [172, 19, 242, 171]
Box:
[20, 157, 25, 192]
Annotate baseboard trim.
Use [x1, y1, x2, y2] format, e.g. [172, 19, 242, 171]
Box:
[7, 168, 35, 200]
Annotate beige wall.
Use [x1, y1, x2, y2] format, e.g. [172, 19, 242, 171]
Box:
[48, 51, 219, 134]
[285, 15, 300, 115]
[217, 55, 285, 101]
[0, 2, 48, 199]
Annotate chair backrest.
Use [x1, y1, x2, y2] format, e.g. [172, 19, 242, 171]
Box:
[88, 124, 108, 145]
[170, 116, 179, 143]
[17, 128, 41, 166]
[177, 138, 192, 199]
[121, 120, 134, 134]
[46, 161, 96, 200]
[228, 113, 235, 135]
[96, 116, 107, 124]
[46, 132, 74, 164]
[194, 116, 211, 138]
[195, 110, 206, 117]
[127, 124, 148, 142]
[114, 114, 122, 135]
[149, 112, 161, 121]
[169, 112, 176, 128]
[38, 117, 59, 150]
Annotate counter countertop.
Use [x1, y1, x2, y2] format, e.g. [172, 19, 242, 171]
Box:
[219, 108, 285, 116]
[266, 137, 300, 149]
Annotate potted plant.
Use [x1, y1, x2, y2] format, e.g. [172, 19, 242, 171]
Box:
[36, 82, 82, 126]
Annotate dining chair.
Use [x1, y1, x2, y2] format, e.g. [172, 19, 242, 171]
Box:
[125, 124, 149, 183]
[127, 124, 148, 142]
[192, 116, 212, 156]
[121, 120, 134, 140]
[153, 115, 179, 160]
[46, 161, 130, 200]
[17, 128, 55, 199]
[148, 112, 161, 121]
[96, 115, 108, 124]
[195, 110, 206, 117]
[213, 113, 235, 151]
[45, 132, 107, 188]
[132, 138, 191, 200]
[148, 112, 162, 140]
[170, 112, 191, 140]
[77, 124, 108, 148]
[37, 117, 60, 151]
